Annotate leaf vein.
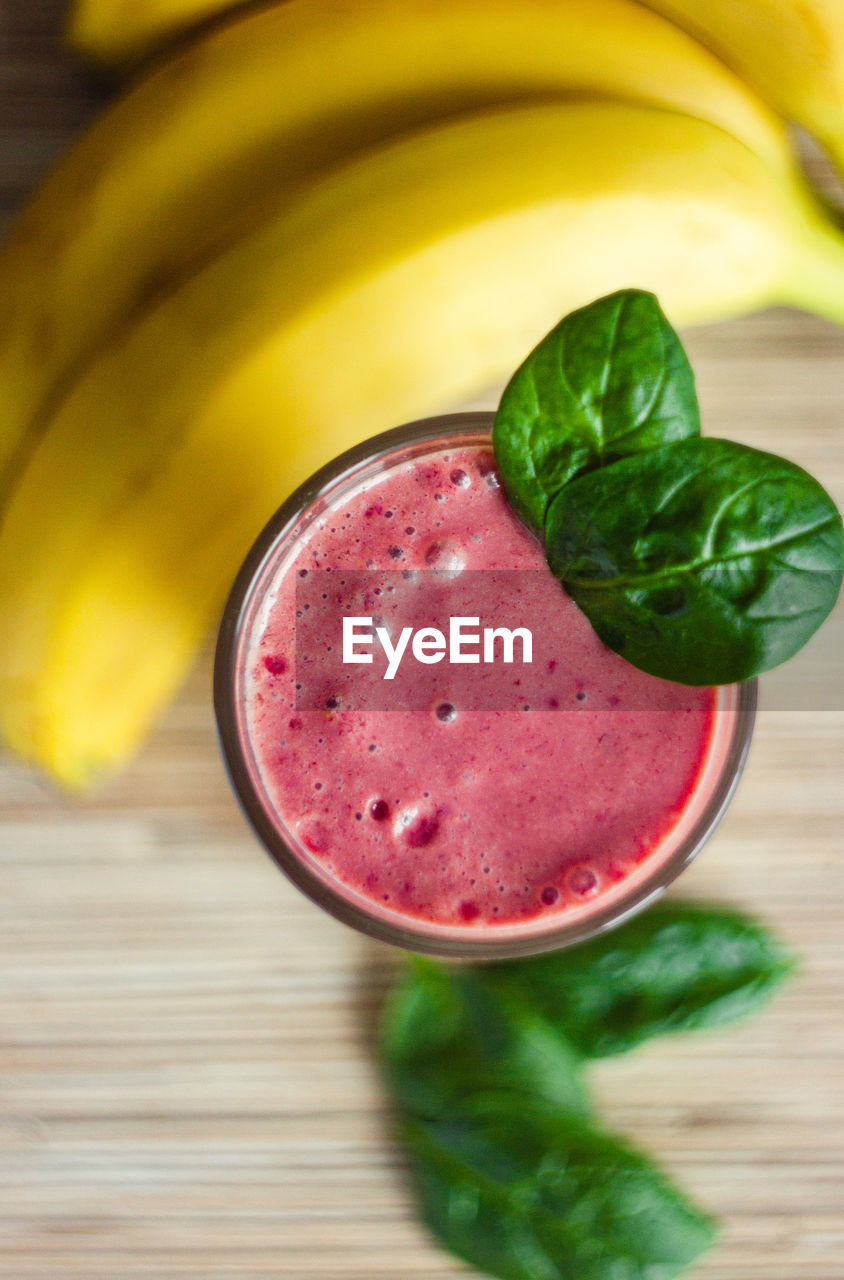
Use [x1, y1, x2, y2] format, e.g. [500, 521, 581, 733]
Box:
[565, 515, 841, 590]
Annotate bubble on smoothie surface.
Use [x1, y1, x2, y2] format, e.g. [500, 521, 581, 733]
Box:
[567, 865, 599, 897]
[298, 819, 330, 854]
[424, 539, 464, 576]
[394, 800, 440, 848]
[435, 702, 457, 723]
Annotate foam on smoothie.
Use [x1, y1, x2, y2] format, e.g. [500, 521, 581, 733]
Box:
[244, 443, 717, 928]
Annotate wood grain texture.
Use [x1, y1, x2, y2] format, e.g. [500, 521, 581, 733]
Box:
[0, 2, 843, 1275]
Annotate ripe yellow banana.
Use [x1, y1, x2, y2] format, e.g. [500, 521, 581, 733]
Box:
[66, 0, 249, 67]
[2, 100, 844, 786]
[640, 0, 844, 172]
[0, 0, 791, 498]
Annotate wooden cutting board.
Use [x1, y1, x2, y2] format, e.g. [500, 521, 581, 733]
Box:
[1, 2, 843, 1275]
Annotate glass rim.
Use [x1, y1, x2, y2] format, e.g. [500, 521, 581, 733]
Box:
[214, 412, 758, 960]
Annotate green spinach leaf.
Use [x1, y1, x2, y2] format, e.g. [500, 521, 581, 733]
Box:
[381, 903, 791, 1280]
[481, 901, 796, 1058]
[546, 437, 843, 685]
[403, 1094, 717, 1280]
[493, 290, 699, 532]
[382, 957, 588, 1120]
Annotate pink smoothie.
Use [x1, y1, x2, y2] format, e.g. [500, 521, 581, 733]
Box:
[241, 437, 720, 934]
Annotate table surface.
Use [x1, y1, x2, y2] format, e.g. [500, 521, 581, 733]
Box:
[1, 2, 843, 1276]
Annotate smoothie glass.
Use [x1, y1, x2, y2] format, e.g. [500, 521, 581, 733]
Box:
[215, 413, 756, 959]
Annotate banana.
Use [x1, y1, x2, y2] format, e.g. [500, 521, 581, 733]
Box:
[640, 0, 844, 172]
[2, 100, 844, 786]
[66, 0, 248, 67]
[0, 0, 791, 497]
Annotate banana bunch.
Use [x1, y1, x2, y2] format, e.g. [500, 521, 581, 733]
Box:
[0, 0, 790, 490]
[67, 0, 844, 181]
[4, 0, 844, 785]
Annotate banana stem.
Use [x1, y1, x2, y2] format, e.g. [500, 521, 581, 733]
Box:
[785, 208, 844, 327]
